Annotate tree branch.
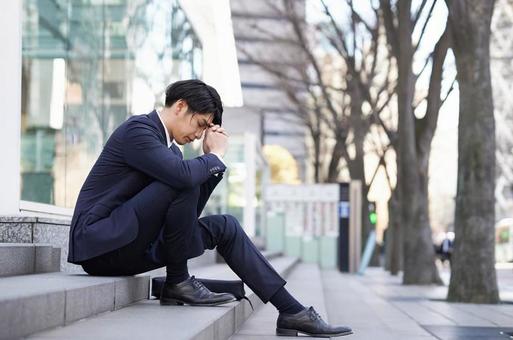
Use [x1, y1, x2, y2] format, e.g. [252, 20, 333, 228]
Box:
[413, 0, 429, 27]
[380, 0, 400, 58]
[440, 76, 456, 107]
[415, 24, 450, 156]
[414, 0, 438, 52]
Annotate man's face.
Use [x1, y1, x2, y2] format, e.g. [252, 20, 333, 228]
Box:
[172, 109, 213, 145]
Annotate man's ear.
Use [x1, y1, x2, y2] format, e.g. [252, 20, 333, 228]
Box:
[175, 99, 189, 115]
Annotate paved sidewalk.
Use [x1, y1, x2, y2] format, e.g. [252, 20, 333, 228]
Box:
[324, 267, 513, 340]
[232, 265, 513, 340]
[231, 263, 329, 339]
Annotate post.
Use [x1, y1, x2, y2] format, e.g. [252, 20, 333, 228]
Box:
[349, 180, 362, 273]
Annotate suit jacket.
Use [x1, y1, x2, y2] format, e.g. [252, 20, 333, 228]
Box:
[67, 110, 226, 264]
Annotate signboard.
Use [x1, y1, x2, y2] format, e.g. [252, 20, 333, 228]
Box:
[265, 184, 340, 237]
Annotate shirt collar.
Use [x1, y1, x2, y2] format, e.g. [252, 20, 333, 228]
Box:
[157, 110, 173, 148]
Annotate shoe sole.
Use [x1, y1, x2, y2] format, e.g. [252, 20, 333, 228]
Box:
[160, 297, 237, 307]
[276, 327, 353, 337]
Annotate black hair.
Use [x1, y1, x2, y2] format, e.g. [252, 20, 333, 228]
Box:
[164, 79, 223, 126]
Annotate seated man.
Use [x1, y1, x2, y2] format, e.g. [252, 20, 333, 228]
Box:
[67, 79, 352, 338]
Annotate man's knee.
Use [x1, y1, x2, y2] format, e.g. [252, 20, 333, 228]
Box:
[221, 214, 244, 241]
[199, 214, 245, 247]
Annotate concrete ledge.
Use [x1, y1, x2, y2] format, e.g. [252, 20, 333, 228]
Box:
[0, 273, 149, 339]
[28, 256, 299, 340]
[261, 249, 282, 261]
[0, 243, 60, 277]
[0, 243, 35, 277]
[35, 245, 61, 274]
[0, 216, 71, 225]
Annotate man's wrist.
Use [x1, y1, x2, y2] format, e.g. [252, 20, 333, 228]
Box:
[210, 152, 227, 167]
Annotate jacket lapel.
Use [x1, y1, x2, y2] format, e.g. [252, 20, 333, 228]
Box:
[148, 110, 167, 146]
[148, 110, 183, 159]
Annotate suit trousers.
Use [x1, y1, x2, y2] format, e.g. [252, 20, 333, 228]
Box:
[81, 180, 286, 303]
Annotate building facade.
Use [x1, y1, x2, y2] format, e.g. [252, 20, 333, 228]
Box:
[226, 0, 309, 182]
[0, 0, 271, 270]
[1, 0, 246, 214]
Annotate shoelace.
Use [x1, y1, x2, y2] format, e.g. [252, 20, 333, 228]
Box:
[190, 276, 209, 292]
[308, 308, 323, 321]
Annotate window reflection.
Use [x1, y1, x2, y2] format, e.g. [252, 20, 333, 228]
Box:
[21, 0, 202, 207]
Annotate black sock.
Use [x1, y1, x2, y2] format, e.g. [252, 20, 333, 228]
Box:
[165, 261, 190, 285]
[269, 286, 305, 314]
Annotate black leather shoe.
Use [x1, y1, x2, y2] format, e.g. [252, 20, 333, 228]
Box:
[160, 276, 236, 306]
[276, 306, 353, 337]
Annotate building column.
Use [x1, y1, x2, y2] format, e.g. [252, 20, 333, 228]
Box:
[178, 0, 243, 107]
[0, 1, 22, 215]
[244, 133, 256, 237]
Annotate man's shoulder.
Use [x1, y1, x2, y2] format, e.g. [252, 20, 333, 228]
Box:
[117, 111, 167, 145]
[125, 112, 157, 127]
[119, 112, 161, 135]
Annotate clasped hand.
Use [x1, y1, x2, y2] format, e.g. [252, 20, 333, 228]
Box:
[203, 124, 229, 156]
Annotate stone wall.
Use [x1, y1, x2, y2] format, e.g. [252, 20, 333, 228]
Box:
[0, 216, 82, 273]
[0, 216, 218, 274]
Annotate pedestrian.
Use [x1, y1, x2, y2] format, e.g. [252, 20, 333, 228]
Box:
[67, 79, 352, 337]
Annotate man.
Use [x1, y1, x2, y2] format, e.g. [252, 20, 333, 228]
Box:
[68, 79, 352, 337]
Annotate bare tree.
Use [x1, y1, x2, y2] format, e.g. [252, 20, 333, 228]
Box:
[240, 0, 394, 246]
[446, 0, 499, 303]
[241, 1, 454, 279]
[380, 0, 453, 284]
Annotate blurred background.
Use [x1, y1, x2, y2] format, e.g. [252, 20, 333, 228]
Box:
[2, 0, 511, 303]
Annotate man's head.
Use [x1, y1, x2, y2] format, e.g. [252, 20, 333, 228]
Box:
[163, 79, 223, 145]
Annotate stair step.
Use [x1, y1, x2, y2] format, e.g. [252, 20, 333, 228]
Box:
[28, 256, 299, 340]
[261, 249, 283, 261]
[230, 263, 329, 339]
[0, 273, 149, 339]
[0, 243, 60, 277]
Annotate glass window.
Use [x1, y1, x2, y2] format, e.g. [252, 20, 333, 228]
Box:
[21, 0, 202, 207]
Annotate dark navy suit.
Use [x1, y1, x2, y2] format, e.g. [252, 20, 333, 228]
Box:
[68, 110, 285, 302]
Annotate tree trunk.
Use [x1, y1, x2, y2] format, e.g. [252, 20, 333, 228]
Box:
[447, 0, 499, 303]
[349, 80, 372, 246]
[386, 187, 403, 275]
[409, 154, 443, 284]
[394, 1, 441, 284]
[313, 134, 321, 183]
[326, 136, 345, 182]
[308, 126, 322, 183]
[353, 140, 371, 249]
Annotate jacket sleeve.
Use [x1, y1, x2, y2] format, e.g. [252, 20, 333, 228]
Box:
[197, 174, 224, 216]
[122, 120, 225, 190]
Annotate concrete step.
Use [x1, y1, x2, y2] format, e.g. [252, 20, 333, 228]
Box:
[230, 263, 329, 339]
[0, 272, 149, 339]
[28, 256, 299, 340]
[214, 249, 283, 266]
[0, 243, 60, 277]
[261, 249, 283, 261]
